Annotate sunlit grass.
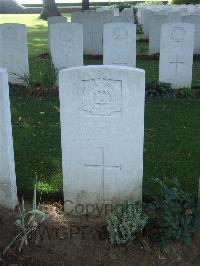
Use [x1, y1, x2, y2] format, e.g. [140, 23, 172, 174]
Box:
[9, 97, 200, 198]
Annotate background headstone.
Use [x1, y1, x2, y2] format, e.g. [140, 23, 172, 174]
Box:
[103, 23, 136, 67]
[50, 23, 83, 70]
[0, 68, 18, 209]
[182, 15, 200, 54]
[59, 66, 145, 212]
[159, 23, 195, 89]
[149, 14, 181, 55]
[47, 16, 67, 25]
[82, 13, 103, 55]
[48, 16, 67, 50]
[0, 24, 29, 84]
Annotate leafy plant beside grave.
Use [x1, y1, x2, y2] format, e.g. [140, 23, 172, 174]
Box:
[106, 201, 148, 245]
[11, 59, 58, 96]
[145, 82, 176, 99]
[147, 177, 200, 248]
[175, 87, 194, 99]
[37, 61, 58, 93]
[3, 185, 46, 255]
[137, 24, 143, 34]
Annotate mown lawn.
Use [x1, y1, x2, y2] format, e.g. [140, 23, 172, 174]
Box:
[1, 15, 200, 199]
[11, 97, 200, 198]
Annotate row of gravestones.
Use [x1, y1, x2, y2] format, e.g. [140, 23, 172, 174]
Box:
[137, 3, 200, 38]
[49, 9, 135, 56]
[149, 14, 200, 55]
[0, 21, 196, 89]
[0, 65, 145, 213]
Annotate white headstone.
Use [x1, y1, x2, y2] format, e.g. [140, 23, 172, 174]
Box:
[59, 66, 145, 212]
[159, 23, 195, 89]
[50, 23, 83, 70]
[0, 68, 18, 209]
[141, 9, 156, 39]
[0, 24, 29, 84]
[72, 11, 116, 55]
[149, 14, 182, 55]
[182, 15, 200, 54]
[82, 13, 103, 55]
[48, 16, 67, 50]
[149, 15, 168, 55]
[47, 16, 67, 25]
[103, 23, 136, 67]
[71, 11, 83, 24]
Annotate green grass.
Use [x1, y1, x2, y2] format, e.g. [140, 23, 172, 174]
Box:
[11, 97, 62, 195]
[11, 97, 200, 198]
[1, 15, 200, 199]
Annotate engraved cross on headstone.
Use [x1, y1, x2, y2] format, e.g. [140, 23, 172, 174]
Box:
[84, 147, 121, 197]
[170, 55, 184, 73]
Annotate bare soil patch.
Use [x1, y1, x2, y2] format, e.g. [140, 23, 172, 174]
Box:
[0, 204, 200, 266]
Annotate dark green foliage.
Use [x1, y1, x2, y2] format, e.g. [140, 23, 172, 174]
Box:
[147, 177, 200, 248]
[114, 2, 132, 12]
[145, 82, 176, 99]
[107, 202, 148, 245]
[37, 60, 58, 92]
[137, 24, 143, 34]
[176, 88, 194, 99]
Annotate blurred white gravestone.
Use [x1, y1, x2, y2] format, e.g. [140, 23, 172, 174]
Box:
[83, 13, 103, 55]
[0, 24, 29, 84]
[59, 66, 145, 212]
[0, 68, 18, 209]
[103, 23, 136, 67]
[47, 16, 67, 25]
[159, 23, 195, 89]
[50, 23, 83, 70]
[182, 15, 200, 54]
[149, 14, 182, 55]
[47, 16, 67, 50]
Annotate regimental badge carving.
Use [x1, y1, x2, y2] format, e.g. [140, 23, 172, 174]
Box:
[170, 26, 186, 43]
[59, 29, 73, 43]
[82, 78, 122, 116]
[112, 26, 128, 42]
[3, 27, 17, 40]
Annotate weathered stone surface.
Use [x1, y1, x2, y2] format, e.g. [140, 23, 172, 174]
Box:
[159, 23, 195, 89]
[0, 24, 29, 84]
[182, 15, 200, 54]
[48, 16, 67, 50]
[0, 68, 18, 209]
[149, 14, 181, 55]
[103, 23, 136, 67]
[50, 22, 83, 70]
[59, 66, 145, 213]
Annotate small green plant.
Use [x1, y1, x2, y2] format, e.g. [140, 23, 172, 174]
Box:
[137, 24, 143, 34]
[3, 185, 46, 255]
[176, 87, 193, 99]
[107, 201, 148, 245]
[12, 73, 35, 95]
[147, 177, 200, 248]
[145, 82, 176, 99]
[38, 60, 58, 92]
